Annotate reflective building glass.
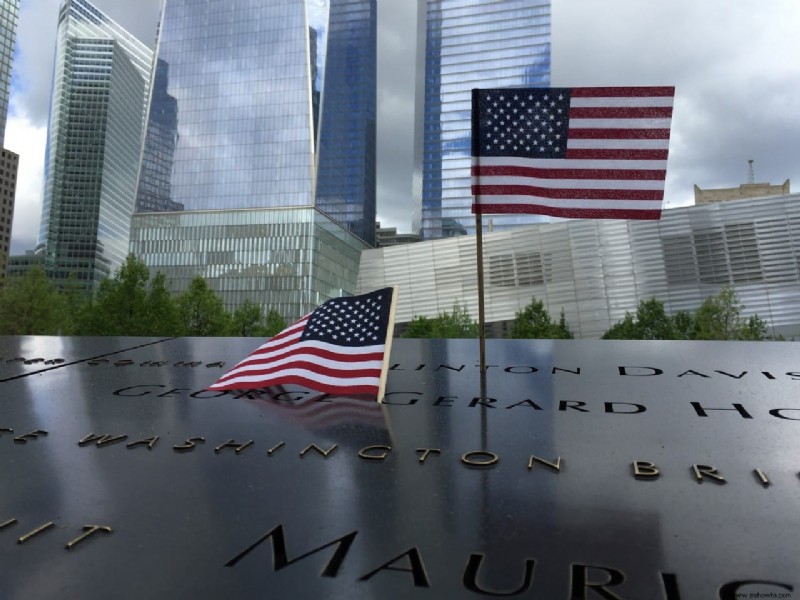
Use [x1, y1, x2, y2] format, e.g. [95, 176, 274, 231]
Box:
[130, 208, 367, 321]
[136, 0, 376, 245]
[416, 0, 551, 239]
[36, 0, 153, 287]
[0, 0, 18, 141]
[0, 0, 19, 277]
[134, 0, 376, 316]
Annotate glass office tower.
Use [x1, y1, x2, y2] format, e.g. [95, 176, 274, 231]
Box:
[36, 0, 153, 287]
[415, 0, 551, 239]
[0, 0, 19, 277]
[136, 0, 376, 243]
[0, 0, 18, 142]
[133, 0, 376, 319]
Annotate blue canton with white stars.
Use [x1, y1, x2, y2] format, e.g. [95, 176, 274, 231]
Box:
[301, 289, 392, 347]
[474, 88, 571, 159]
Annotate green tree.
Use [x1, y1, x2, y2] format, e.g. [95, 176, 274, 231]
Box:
[601, 313, 639, 340]
[401, 302, 478, 338]
[602, 298, 676, 340]
[435, 301, 479, 338]
[77, 255, 147, 334]
[693, 287, 767, 340]
[672, 310, 695, 340]
[177, 276, 231, 336]
[401, 315, 436, 338]
[264, 308, 287, 337]
[0, 267, 68, 335]
[77, 255, 180, 336]
[510, 298, 573, 339]
[230, 299, 265, 336]
[143, 272, 181, 336]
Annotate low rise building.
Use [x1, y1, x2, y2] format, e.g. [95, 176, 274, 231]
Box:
[358, 193, 800, 339]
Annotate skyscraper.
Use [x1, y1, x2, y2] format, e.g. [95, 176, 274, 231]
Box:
[35, 0, 153, 287]
[0, 0, 19, 277]
[415, 0, 551, 239]
[131, 0, 377, 320]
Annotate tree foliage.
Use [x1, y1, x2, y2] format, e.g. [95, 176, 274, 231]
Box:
[692, 287, 767, 340]
[602, 289, 769, 341]
[510, 298, 573, 339]
[0, 254, 289, 338]
[602, 298, 677, 340]
[0, 267, 68, 335]
[401, 301, 478, 338]
[177, 276, 231, 336]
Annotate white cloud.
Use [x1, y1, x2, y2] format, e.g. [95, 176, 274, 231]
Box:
[6, 0, 800, 249]
[5, 115, 46, 255]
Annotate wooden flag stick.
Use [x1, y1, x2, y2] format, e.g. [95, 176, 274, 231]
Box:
[472, 89, 488, 396]
[376, 285, 400, 404]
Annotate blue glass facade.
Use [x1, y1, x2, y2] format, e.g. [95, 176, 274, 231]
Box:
[315, 0, 377, 246]
[416, 0, 551, 239]
[36, 0, 153, 287]
[136, 0, 376, 245]
[132, 0, 376, 317]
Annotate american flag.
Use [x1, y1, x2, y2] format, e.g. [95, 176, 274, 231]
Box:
[471, 86, 674, 219]
[208, 288, 396, 396]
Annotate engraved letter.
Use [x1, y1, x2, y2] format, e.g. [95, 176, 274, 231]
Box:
[604, 402, 645, 414]
[359, 547, 430, 588]
[527, 455, 562, 473]
[113, 385, 163, 397]
[300, 444, 338, 458]
[65, 525, 113, 550]
[632, 461, 660, 479]
[13, 430, 48, 444]
[225, 524, 357, 577]
[461, 451, 499, 468]
[17, 522, 55, 544]
[692, 464, 726, 484]
[463, 553, 535, 596]
[618, 366, 662, 376]
[173, 437, 206, 452]
[690, 402, 752, 419]
[470, 397, 497, 408]
[559, 400, 589, 413]
[214, 439, 254, 454]
[78, 433, 128, 447]
[416, 448, 441, 464]
[381, 392, 420, 405]
[358, 445, 391, 461]
[569, 564, 625, 600]
[126, 436, 159, 450]
[753, 469, 770, 487]
[769, 408, 800, 420]
[718, 580, 793, 600]
[505, 400, 543, 410]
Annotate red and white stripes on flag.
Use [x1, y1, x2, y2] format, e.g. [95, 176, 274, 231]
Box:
[471, 86, 675, 220]
[208, 288, 395, 396]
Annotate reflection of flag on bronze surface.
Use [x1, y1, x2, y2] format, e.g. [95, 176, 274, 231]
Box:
[209, 288, 397, 397]
[247, 388, 389, 433]
[471, 86, 674, 220]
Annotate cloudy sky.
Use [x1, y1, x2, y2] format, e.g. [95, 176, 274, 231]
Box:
[6, 0, 800, 255]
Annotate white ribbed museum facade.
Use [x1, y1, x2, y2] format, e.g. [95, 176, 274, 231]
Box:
[357, 193, 800, 339]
